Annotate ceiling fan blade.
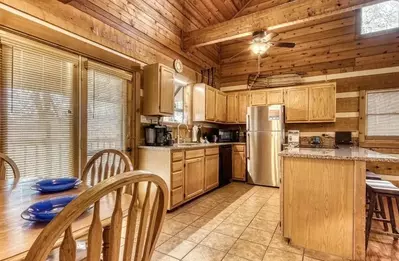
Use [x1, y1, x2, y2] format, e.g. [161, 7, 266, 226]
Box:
[262, 32, 278, 43]
[226, 46, 251, 61]
[271, 42, 296, 48]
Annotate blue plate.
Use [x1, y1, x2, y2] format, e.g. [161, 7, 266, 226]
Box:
[21, 195, 77, 222]
[31, 177, 82, 193]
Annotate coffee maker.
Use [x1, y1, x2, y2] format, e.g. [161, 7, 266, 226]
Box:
[155, 125, 167, 146]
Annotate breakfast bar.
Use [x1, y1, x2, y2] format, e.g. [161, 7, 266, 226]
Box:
[279, 146, 399, 260]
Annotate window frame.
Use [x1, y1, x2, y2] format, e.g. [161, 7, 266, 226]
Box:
[356, 1, 399, 39]
[359, 88, 399, 148]
[0, 30, 140, 178]
[162, 83, 188, 124]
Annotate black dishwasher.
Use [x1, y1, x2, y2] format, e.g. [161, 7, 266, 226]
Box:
[219, 145, 232, 187]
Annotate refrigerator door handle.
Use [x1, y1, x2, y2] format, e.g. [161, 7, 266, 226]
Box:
[246, 132, 250, 159]
[246, 114, 250, 131]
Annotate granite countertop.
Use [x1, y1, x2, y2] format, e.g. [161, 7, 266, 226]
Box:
[138, 142, 246, 151]
[279, 146, 399, 163]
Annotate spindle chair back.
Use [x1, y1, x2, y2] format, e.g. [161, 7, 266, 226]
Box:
[81, 149, 133, 186]
[24, 171, 168, 261]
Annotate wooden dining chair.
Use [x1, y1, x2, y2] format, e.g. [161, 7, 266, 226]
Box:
[81, 149, 134, 186]
[25, 171, 169, 261]
[0, 153, 20, 180]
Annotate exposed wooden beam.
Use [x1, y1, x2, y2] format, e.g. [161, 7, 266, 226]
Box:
[183, 0, 384, 49]
[58, 0, 74, 3]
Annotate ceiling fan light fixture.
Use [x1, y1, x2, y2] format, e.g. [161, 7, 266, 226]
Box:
[251, 42, 269, 55]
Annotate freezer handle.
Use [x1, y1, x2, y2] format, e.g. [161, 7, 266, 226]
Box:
[246, 132, 250, 159]
[246, 114, 250, 131]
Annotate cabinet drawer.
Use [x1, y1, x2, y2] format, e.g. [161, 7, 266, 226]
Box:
[233, 145, 245, 152]
[205, 147, 219, 156]
[171, 186, 183, 206]
[172, 151, 183, 162]
[171, 171, 183, 189]
[172, 161, 183, 172]
[185, 149, 205, 159]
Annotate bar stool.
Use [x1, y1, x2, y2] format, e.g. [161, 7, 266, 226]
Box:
[365, 171, 389, 232]
[366, 179, 399, 248]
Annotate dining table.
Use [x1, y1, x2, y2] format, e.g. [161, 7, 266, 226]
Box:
[0, 177, 133, 261]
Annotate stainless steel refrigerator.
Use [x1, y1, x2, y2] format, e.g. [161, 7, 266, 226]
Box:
[246, 105, 285, 187]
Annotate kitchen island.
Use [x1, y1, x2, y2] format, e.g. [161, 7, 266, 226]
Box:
[279, 146, 399, 260]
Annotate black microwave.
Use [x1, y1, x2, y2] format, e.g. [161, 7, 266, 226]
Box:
[218, 130, 239, 142]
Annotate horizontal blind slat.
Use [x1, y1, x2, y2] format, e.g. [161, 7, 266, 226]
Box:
[1, 43, 76, 179]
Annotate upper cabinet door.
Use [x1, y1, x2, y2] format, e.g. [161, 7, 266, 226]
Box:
[285, 88, 309, 122]
[205, 87, 216, 121]
[250, 91, 267, 106]
[226, 94, 237, 123]
[216, 92, 227, 122]
[309, 85, 336, 122]
[267, 90, 284, 105]
[238, 93, 249, 123]
[159, 66, 175, 114]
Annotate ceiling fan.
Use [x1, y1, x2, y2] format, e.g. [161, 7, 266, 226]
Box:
[228, 30, 296, 61]
[227, 31, 296, 89]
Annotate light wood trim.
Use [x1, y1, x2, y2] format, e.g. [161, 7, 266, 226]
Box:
[133, 72, 141, 169]
[24, 171, 169, 261]
[0, 153, 20, 180]
[205, 147, 219, 156]
[185, 149, 205, 159]
[359, 90, 366, 143]
[172, 151, 184, 162]
[171, 161, 183, 172]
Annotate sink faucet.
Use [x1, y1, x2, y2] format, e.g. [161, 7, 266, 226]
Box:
[177, 123, 189, 144]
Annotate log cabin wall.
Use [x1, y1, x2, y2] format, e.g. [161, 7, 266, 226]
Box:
[0, 0, 229, 84]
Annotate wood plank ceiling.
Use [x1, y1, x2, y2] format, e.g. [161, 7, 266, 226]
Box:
[55, 0, 251, 73]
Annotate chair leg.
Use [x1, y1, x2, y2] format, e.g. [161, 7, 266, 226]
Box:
[366, 190, 377, 249]
[377, 195, 389, 231]
[387, 197, 399, 237]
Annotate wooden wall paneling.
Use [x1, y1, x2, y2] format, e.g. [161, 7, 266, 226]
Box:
[335, 73, 399, 93]
[221, 42, 399, 77]
[236, 0, 292, 17]
[336, 97, 359, 113]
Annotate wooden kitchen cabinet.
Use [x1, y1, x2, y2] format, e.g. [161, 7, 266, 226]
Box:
[143, 63, 175, 116]
[267, 89, 284, 104]
[216, 91, 227, 122]
[205, 154, 219, 191]
[285, 87, 309, 122]
[238, 92, 249, 123]
[285, 83, 336, 123]
[250, 90, 267, 106]
[226, 93, 237, 123]
[205, 86, 216, 121]
[193, 83, 226, 122]
[232, 145, 246, 181]
[184, 157, 205, 200]
[309, 84, 336, 122]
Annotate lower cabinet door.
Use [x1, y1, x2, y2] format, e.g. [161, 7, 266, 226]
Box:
[171, 186, 184, 207]
[184, 157, 205, 200]
[205, 155, 219, 190]
[233, 151, 246, 181]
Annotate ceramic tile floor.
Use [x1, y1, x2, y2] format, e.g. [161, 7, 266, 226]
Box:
[152, 182, 399, 261]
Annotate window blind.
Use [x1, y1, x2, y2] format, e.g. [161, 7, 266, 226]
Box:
[86, 62, 129, 159]
[0, 40, 78, 179]
[367, 90, 399, 136]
